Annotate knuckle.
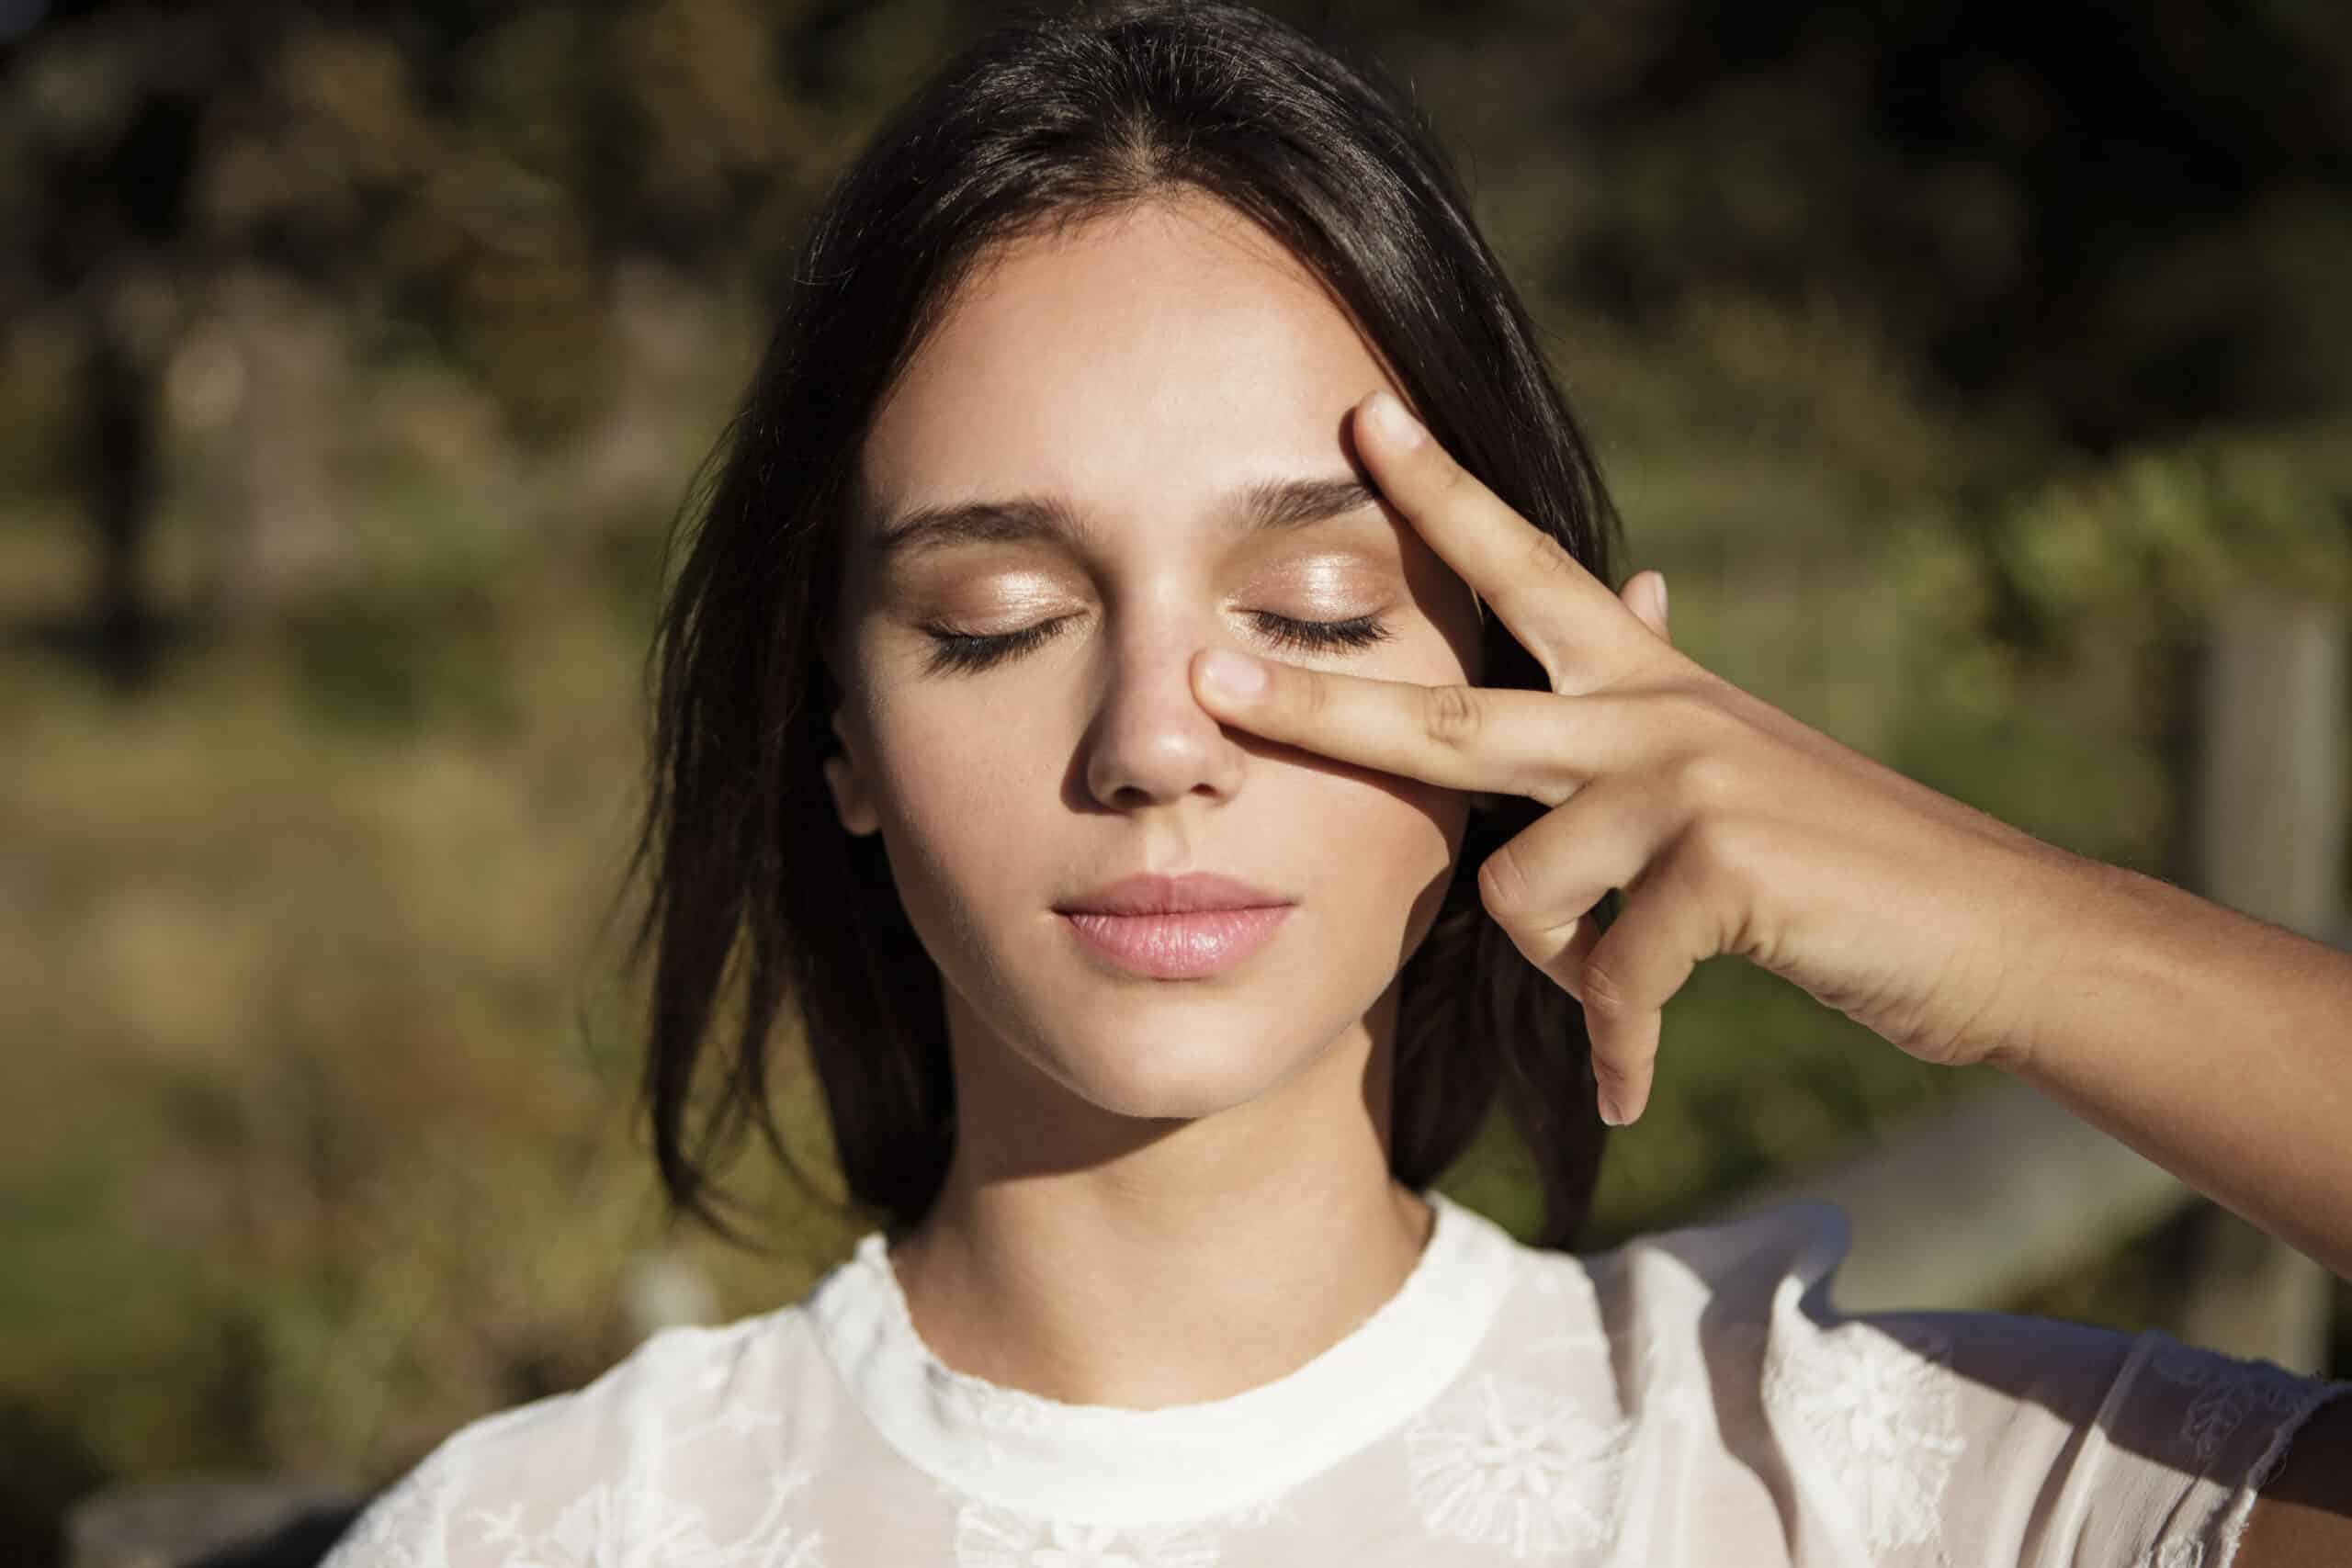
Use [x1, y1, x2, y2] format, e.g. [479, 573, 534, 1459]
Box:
[1425, 447, 1470, 497]
[1289, 665, 1328, 724]
[1676, 813, 1762, 897]
[1422, 682, 1484, 749]
[1664, 746, 1741, 814]
[1522, 527, 1580, 583]
[1578, 953, 1635, 1019]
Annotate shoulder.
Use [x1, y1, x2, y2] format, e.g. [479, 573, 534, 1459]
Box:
[318, 1302, 840, 1568]
[1572, 1199, 2001, 1451]
[1568, 1200, 2352, 1567]
[1577, 1196, 2223, 1399]
[1569, 1196, 1860, 1337]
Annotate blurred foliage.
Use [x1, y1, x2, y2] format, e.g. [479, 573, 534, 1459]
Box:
[1992, 427, 2352, 641]
[3, 0, 2350, 1557]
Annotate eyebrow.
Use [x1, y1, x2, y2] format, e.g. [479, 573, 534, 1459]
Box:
[864, 473, 1384, 561]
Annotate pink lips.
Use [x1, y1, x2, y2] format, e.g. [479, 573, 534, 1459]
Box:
[1056, 873, 1296, 979]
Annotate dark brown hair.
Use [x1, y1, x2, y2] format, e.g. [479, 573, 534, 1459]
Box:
[622, 0, 1625, 1257]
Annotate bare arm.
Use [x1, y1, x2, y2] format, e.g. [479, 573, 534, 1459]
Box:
[2002, 854, 2352, 1283]
[1999, 853, 2352, 1552]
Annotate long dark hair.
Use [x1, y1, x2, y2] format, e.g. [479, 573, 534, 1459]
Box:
[622, 0, 1626, 1258]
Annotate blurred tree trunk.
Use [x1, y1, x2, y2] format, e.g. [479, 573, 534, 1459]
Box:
[197, 268, 352, 630]
[2162, 594, 2345, 1373]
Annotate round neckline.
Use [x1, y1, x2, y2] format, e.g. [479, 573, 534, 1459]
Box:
[805, 1186, 1519, 1526]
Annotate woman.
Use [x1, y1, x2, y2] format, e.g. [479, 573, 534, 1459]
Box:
[323, 3, 2351, 1562]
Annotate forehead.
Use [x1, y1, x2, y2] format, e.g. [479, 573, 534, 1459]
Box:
[858, 196, 1391, 531]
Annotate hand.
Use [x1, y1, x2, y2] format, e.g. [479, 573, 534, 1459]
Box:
[1190, 388, 2086, 1126]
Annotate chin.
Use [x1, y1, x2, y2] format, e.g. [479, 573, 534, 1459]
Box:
[1039, 1021, 1329, 1123]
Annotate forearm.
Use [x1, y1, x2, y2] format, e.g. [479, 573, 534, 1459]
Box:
[2001, 853, 2352, 1281]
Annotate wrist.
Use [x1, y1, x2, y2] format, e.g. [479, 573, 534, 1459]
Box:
[1976, 841, 2142, 1081]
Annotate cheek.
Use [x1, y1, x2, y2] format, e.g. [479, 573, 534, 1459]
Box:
[1276, 766, 1464, 985]
[1290, 761, 1468, 892]
[862, 697, 1049, 903]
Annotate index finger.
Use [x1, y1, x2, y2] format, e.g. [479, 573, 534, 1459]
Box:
[1191, 647, 1639, 807]
[1354, 389, 1640, 693]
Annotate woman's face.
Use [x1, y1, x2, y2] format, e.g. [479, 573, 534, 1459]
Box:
[828, 195, 1484, 1130]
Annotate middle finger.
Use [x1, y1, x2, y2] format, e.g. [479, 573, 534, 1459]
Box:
[1354, 389, 1645, 693]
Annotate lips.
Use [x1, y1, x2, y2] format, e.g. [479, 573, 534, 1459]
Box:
[1057, 872, 1292, 916]
[1056, 873, 1296, 979]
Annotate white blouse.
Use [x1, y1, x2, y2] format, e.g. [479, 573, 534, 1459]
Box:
[319, 1189, 2348, 1566]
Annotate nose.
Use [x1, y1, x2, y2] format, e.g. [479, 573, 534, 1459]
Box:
[1080, 622, 1247, 811]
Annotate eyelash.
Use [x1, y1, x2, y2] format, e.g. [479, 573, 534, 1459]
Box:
[919, 612, 1395, 675]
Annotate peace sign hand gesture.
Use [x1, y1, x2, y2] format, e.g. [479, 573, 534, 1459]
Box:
[1189, 389, 2084, 1127]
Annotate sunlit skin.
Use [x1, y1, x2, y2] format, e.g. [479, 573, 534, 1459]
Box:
[813, 195, 2352, 1538]
[820, 193, 1571, 1407]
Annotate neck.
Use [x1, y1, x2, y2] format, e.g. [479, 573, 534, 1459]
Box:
[885, 998, 1436, 1410]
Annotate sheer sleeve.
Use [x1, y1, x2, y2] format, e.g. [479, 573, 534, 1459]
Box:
[313, 1321, 791, 1568]
[1625, 1200, 2352, 1568]
[312, 1387, 616, 1568]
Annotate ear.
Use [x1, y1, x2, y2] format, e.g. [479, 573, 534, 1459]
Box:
[823, 708, 882, 837]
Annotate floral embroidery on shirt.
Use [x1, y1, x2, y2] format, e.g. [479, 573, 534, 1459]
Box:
[1761, 1320, 1963, 1560]
[322, 1439, 468, 1568]
[928, 1366, 1072, 1474]
[462, 1462, 824, 1568]
[954, 1506, 1221, 1567]
[2143, 1339, 2317, 1467]
[945, 1372, 1066, 1430]
[1402, 1371, 1634, 1557]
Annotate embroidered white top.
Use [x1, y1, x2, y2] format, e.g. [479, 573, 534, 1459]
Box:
[320, 1190, 2349, 1567]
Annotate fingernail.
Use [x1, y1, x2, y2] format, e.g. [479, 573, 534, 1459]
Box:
[1201, 649, 1266, 697]
[1598, 1090, 1624, 1127]
[1655, 573, 1668, 622]
[1365, 389, 1426, 449]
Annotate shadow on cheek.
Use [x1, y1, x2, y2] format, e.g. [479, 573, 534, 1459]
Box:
[1287, 749, 1464, 834]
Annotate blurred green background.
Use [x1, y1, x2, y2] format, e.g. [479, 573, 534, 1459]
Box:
[5, 0, 2351, 1559]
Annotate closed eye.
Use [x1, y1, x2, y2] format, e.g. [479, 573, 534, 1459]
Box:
[919, 612, 1394, 675]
